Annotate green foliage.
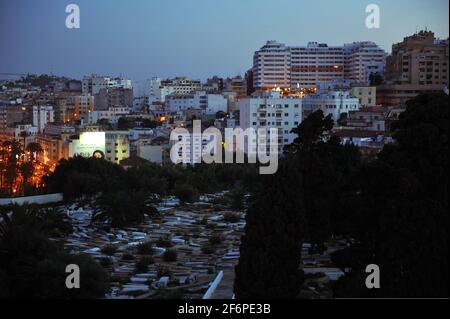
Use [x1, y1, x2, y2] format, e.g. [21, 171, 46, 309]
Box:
[45, 156, 127, 201]
[223, 212, 241, 223]
[45, 156, 260, 202]
[208, 235, 223, 246]
[93, 190, 152, 228]
[101, 245, 118, 256]
[235, 110, 360, 299]
[230, 187, 246, 210]
[156, 265, 172, 278]
[121, 253, 135, 261]
[201, 244, 216, 255]
[173, 183, 199, 204]
[162, 249, 178, 262]
[155, 237, 173, 248]
[135, 256, 154, 273]
[369, 72, 384, 86]
[142, 119, 159, 129]
[333, 93, 449, 298]
[0, 205, 109, 299]
[136, 242, 154, 255]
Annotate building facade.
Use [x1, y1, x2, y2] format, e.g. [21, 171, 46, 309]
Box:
[253, 40, 386, 91]
[239, 92, 302, 153]
[344, 42, 387, 84]
[303, 91, 360, 124]
[33, 105, 54, 133]
[378, 31, 449, 106]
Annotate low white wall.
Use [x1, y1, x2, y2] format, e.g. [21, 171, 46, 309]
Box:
[202, 270, 224, 299]
[0, 193, 63, 206]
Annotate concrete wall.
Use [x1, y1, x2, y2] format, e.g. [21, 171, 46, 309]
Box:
[0, 193, 63, 206]
[202, 271, 224, 299]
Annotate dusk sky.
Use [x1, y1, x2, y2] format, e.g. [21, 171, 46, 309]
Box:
[0, 0, 448, 82]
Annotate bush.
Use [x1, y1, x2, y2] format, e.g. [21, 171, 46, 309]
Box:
[121, 253, 135, 261]
[223, 212, 241, 223]
[173, 184, 199, 204]
[101, 245, 118, 256]
[157, 265, 172, 279]
[162, 249, 178, 262]
[199, 217, 208, 225]
[155, 237, 173, 248]
[230, 188, 246, 210]
[135, 257, 154, 273]
[201, 244, 216, 255]
[136, 242, 154, 255]
[206, 223, 216, 230]
[209, 236, 223, 246]
[98, 257, 113, 268]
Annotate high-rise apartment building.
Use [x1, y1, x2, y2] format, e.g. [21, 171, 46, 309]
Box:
[378, 31, 449, 106]
[160, 77, 202, 95]
[252, 41, 292, 90]
[303, 91, 360, 124]
[33, 105, 54, 133]
[253, 40, 386, 91]
[239, 92, 302, 153]
[344, 42, 387, 84]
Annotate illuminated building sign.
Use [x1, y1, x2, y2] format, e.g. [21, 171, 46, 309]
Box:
[70, 132, 106, 158]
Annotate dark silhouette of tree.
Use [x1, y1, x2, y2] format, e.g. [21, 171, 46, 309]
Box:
[93, 190, 154, 228]
[142, 119, 158, 129]
[369, 72, 384, 86]
[333, 93, 449, 298]
[235, 158, 306, 299]
[0, 205, 108, 299]
[26, 142, 43, 162]
[235, 110, 359, 298]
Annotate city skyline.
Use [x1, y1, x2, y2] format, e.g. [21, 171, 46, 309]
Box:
[0, 0, 449, 81]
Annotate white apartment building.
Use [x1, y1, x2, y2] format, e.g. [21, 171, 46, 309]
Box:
[0, 124, 38, 147]
[316, 79, 377, 108]
[105, 131, 130, 164]
[253, 40, 386, 90]
[303, 91, 360, 124]
[344, 42, 387, 84]
[161, 77, 202, 95]
[290, 42, 345, 89]
[253, 41, 345, 90]
[148, 77, 176, 103]
[170, 127, 222, 165]
[167, 91, 227, 115]
[89, 106, 131, 124]
[239, 92, 302, 153]
[33, 105, 54, 133]
[253, 41, 292, 90]
[82, 75, 132, 95]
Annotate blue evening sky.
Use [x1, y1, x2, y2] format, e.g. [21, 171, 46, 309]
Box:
[0, 0, 448, 81]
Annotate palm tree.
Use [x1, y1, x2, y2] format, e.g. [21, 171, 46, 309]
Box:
[2, 140, 22, 162]
[1, 141, 24, 195]
[26, 142, 43, 162]
[5, 162, 19, 195]
[19, 162, 34, 191]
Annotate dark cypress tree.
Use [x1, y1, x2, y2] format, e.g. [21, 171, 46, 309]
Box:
[235, 110, 358, 298]
[234, 157, 306, 298]
[334, 93, 449, 298]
